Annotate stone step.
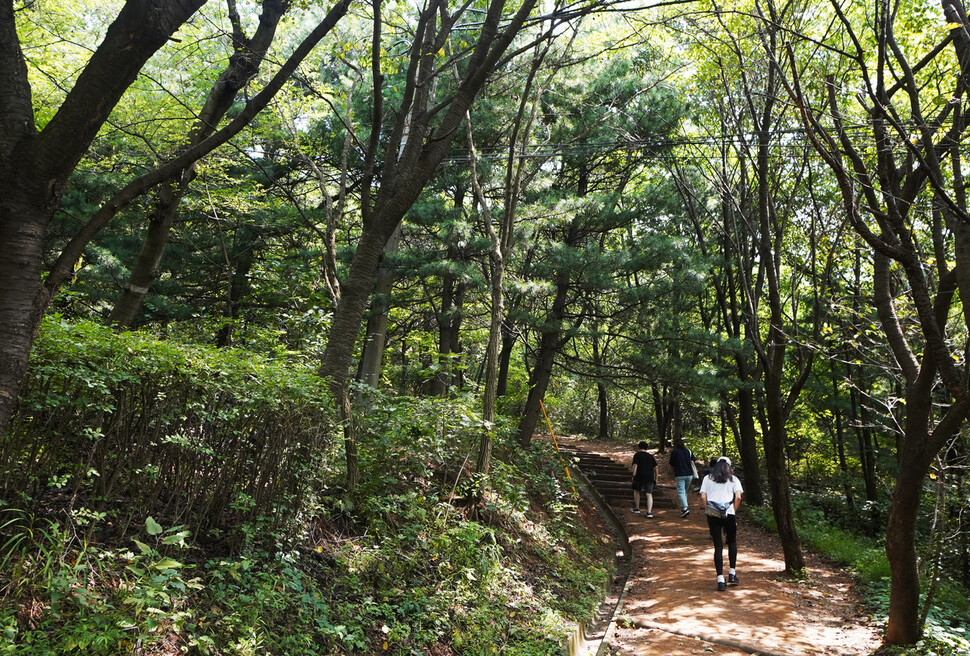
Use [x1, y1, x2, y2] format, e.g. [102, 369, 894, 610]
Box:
[562, 444, 685, 513]
[562, 455, 630, 473]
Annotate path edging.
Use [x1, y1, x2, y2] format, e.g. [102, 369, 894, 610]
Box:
[562, 461, 632, 656]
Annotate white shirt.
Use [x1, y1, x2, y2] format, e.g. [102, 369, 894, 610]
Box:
[700, 475, 743, 516]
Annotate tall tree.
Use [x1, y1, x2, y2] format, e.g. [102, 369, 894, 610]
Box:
[465, 40, 554, 471]
[107, 0, 291, 328]
[782, 0, 970, 643]
[0, 0, 209, 433]
[316, 0, 559, 488]
[0, 0, 352, 437]
[512, 46, 687, 446]
[671, 0, 837, 568]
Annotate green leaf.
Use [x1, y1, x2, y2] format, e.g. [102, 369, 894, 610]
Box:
[146, 516, 163, 535]
[154, 558, 183, 570]
[133, 539, 153, 555]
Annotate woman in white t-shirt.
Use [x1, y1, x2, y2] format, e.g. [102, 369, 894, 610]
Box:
[700, 456, 743, 591]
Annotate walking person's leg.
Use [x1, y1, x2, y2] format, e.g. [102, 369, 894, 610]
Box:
[644, 481, 654, 516]
[675, 475, 691, 515]
[633, 486, 641, 513]
[708, 515, 726, 590]
[726, 515, 739, 584]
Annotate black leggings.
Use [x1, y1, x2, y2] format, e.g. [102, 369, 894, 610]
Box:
[707, 514, 737, 575]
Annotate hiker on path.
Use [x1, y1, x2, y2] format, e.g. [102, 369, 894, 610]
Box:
[631, 441, 658, 517]
[700, 456, 744, 591]
[668, 438, 702, 517]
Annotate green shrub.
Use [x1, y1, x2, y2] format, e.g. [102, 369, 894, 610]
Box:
[2, 381, 613, 655]
[1, 315, 335, 540]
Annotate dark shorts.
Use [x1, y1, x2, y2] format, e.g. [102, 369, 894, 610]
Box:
[632, 479, 655, 493]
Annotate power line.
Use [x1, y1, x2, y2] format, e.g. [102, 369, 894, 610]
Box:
[442, 122, 958, 164]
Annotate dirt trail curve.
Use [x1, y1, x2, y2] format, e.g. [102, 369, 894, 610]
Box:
[557, 437, 881, 656]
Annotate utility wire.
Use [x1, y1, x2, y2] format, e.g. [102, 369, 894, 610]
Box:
[441, 121, 959, 164]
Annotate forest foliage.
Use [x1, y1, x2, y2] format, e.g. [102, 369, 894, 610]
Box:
[1, 318, 611, 655]
[2, 0, 970, 653]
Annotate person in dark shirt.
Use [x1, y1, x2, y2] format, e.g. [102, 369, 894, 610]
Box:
[669, 437, 703, 517]
[631, 441, 658, 517]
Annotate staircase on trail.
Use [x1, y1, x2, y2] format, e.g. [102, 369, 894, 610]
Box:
[557, 446, 674, 512]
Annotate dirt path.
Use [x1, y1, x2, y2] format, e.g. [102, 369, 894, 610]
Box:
[560, 437, 882, 656]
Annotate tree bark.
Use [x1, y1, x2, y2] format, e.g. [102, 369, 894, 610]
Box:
[108, 181, 181, 326]
[831, 361, 854, 511]
[430, 271, 455, 397]
[515, 214, 580, 446]
[652, 384, 674, 452]
[215, 231, 255, 348]
[496, 321, 516, 397]
[735, 365, 764, 505]
[358, 224, 403, 391]
[885, 392, 968, 643]
[762, 366, 805, 573]
[517, 324, 564, 447]
[592, 329, 610, 439]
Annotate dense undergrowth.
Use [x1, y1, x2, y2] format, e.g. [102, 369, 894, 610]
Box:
[0, 318, 614, 655]
[746, 495, 970, 656]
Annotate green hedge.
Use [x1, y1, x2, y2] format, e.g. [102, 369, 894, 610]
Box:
[0, 316, 334, 539]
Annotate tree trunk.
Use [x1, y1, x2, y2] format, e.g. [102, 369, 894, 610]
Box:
[753, 19, 805, 573]
[517, 329, 560, 447]
[448, 283, 466, 390]
[592, 328, 609, 439]
[496, 320, 516, 397]
[763, 371, 805, 573]
[358, 224, 403, 391]
[596, 382, 610, 440]
[517, 249, 574, 446]
[477, 250, 504, 474]
[0, 0, 210, 435]
[215, 237, 254, 348]
[652, 384, 672, 450]
[430, 269, 455, 397]
[884, 429, 931, 644]
[735, 365, 764, 505]
[430, 240, 465, 397]
[0, 202, 48, 434]
[849, 251, 878, 502]
[108, 181, 180, 326]
[336, 380, 360, 492]
[830, 362, 854, 510]
[833, 406, 854, 511]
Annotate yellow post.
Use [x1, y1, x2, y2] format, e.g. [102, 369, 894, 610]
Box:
[540, 399, 578, 498]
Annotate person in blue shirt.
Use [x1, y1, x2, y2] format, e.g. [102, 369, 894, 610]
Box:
[668, 437, 703, 517]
